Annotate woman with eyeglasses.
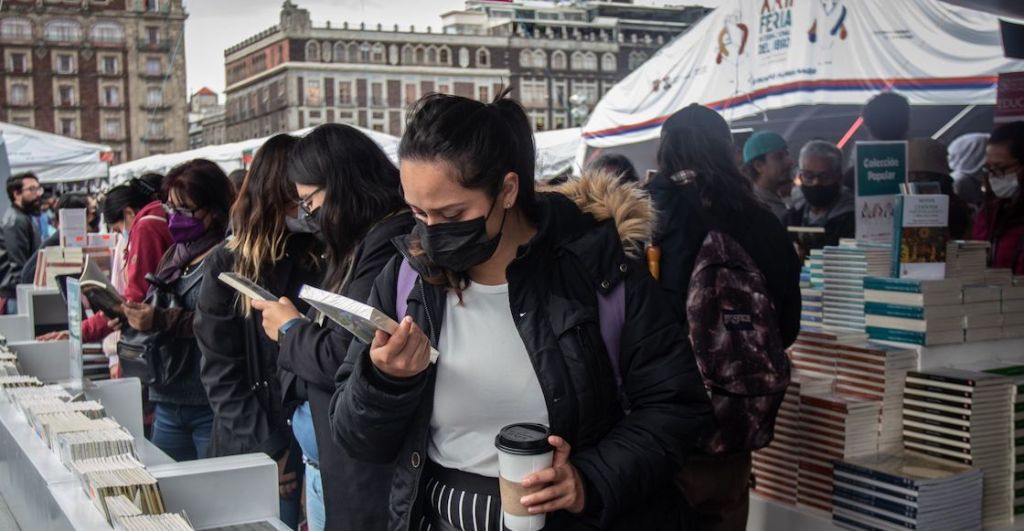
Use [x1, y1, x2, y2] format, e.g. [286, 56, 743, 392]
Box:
[250, 124, 413, 531]
[973, 121, 1024, 274]
[120, 159, 235, 461]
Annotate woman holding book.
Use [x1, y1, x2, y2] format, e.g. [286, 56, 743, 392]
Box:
[120, 160, 234, 462]
[331, 91, 712, 530]
[194, 134, 321, 529]
[250, 124, 413, 531]
[973, 121, 1024, 275]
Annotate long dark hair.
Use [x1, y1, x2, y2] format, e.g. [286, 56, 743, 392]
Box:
[399, 89, 537, 290]
[101, 173, 163, 225]
[228, 134, 312, 313]
[288, 124, 405, 291]
[163, 159, 235, 237]
[988, 121, 1024, 224]
[657, 118, 758, 217]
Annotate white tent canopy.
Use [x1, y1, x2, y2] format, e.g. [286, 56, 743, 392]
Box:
[109, 125, 400, 187]
[0, 121, 112, 184]
[583, 0, 1024, 148]
[112, 125, 583, 185]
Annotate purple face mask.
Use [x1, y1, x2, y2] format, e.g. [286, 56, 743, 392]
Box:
[167, 212, 206, 244]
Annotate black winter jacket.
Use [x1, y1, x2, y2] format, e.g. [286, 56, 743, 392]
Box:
[0, 205, 41, 297]
[331, 173, 713, 531]
[277, 212, 415, 530]
[195, 232, 323, 458]
[647, 174, 802, 350]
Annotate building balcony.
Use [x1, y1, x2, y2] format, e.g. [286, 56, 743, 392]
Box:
[5, 100, 33, 108]
[140, 102, 173, 111]
[100, 102, 126, 110]
[139, 71, 167, 80]
[137, 39, 173, 52]
[2, 66, 31, 75]
[142, 135, 173, 143]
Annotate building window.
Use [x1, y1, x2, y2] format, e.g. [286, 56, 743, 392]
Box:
[519, 49, 533, 68]
[305, 41, 320, 62]
[45, 20, 82, 42]
[338, 82, 352, 105]
[478, 85, 490, 103]
[371, 82, 384, 106]
[102, 85, 120, 106]
[402, 45, 415, 65]
[389, 44, 400, 65]
[9, 112, 32, 127]
[104, 117, 122, 138]
[8, 52, 28, 74]
[334, 42, 347, 63]
[415, 46, 425, 64]
[142, 26, 159, 45]
[306, 79, 322, 106]
[358, 43, 370, 63]
[147, 118, 165, 139]
[145, 0, 161, 12]
[9, 83, 29, 106]
[628, 51, 647, 70]
[55, 53, 76, 74]
[533, 50, 546, 69]
[100, 55, 119, 75]
[321, 41, 333, 62]
[347, 43, 360, 63]
[476, 48, 490, 67]
[1, 18, 33, 41]
[404, 84, 417, 106]
[371, 43, 386, 64]
[520, 79, 547, 107]
[58, 84, 76, 106]
[147, 86, 163, 106]
[601, 53, 617, 72]
[145, 57, 162, 76]
[528, 110, 546, 131]
[553, 113, 567, 130]
[438, 46, 451, 65]
[438, 84, 450, 95]
[90, 21, 124, 44]
[551, 51, 566, 70]
[553, 80, 567, 108]
[573, 80, 599, 105]
[59, 116, 77, 136]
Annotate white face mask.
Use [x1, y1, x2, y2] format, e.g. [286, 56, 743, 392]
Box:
[990, 173, 1020, 199]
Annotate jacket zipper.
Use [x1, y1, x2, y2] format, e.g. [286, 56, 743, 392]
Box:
[402, 276, 435, 531]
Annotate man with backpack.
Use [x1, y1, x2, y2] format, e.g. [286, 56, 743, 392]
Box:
[647, 104, 802, 530]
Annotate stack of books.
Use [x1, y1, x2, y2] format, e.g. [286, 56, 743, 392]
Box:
[963, 285, 1006, 342]
[863, 277, 964, 346]
[903, 368, 1015, 526]
[1002, 283, 1024, 339]
[752, 376, 832, 505]
[789, 330, 868, 381]
[945, 241, 990, 283]
[801, 251, 826, 331]
[971, 363, 1024, 521]
[83, 344, 109, 382]
[822, 242, 892, 332]
[834, 341, 919, 452]
[831, 451, 983, 531]
[797, 390, 881, 513]
[115, 513, 193, 531]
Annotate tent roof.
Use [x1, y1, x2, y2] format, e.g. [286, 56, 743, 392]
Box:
[583, 0, 1024, 148]
[0, 121, 111, 184]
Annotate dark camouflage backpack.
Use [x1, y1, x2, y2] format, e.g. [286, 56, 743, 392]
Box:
[686, 229, 791, 454]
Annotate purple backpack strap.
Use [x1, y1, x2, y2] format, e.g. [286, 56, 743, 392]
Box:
[395, 259, 417, 319]
[598, 281, 625, 390]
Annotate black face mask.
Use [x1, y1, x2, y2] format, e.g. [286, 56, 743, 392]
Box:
[299, 208, 324, 242]
[801, 184, 841, 208]
[412, 201, 506, 274]
[285, 212, 316, 235]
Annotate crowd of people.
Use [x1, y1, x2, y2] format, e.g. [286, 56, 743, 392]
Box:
[0, 88, 1021, 531]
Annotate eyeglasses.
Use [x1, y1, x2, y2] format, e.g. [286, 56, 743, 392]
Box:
[297, 187, 324, 216]
[21, 185, 41, 194]
[798, 169, 836, 186]
[983, 163, 1021, 177]
[163, 203, 199, 218]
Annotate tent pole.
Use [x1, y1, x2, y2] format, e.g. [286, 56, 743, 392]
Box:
[932, 105, 976, 140]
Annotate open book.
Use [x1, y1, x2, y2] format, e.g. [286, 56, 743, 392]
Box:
[299, 285, 439, 363]
[217, 272, 277, 302]
[80, 256, 124, 319]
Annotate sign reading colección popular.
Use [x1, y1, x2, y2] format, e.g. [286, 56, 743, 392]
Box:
[854, 141, 907, 243]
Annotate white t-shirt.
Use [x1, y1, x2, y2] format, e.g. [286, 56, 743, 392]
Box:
[428, 282, 549, 477]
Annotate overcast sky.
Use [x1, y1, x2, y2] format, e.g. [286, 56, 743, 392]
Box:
[181, 0, 722, 97]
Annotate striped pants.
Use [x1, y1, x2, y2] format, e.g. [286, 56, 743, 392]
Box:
[416, 462, 513, 531]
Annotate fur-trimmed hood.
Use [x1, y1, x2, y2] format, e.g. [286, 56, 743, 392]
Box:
[544, 169, 655, 258]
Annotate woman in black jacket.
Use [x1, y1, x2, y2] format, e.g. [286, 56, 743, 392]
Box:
[648, 104, 802, 531]
[121, 159, 235, 462]
[194, 134, 323, 528]
[251, 124, 413, 531]
[331, 92, 711, 531]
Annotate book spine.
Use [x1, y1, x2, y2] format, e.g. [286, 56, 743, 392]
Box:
[833, 486, 919, 518]
[904, 382, 973, 399]
[866, 327, 926, 345]
[831, 499, 918, 530]
[833, 461, 919, 490]
[864, 302, 925, 320]
[891, 195, 904, 279]
[907, 371, 977, 388]
[863, 277, 924, 294]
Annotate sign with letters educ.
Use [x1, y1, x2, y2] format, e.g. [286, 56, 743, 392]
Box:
[855, 141, 907, 242]
[995, 71, 1024, 124]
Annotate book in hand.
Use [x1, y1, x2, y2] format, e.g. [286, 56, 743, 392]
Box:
[79, 255, 124, 319]
[217, 272, 277, 302]
[298, 285, 440, 363]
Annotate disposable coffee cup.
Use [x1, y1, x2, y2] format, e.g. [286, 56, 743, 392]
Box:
[495, 423, 554, 531]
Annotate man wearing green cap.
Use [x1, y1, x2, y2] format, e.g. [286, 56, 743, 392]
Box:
[742, 131, 793, 222]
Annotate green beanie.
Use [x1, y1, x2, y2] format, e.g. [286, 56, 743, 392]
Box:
[743, 131, 787, 164]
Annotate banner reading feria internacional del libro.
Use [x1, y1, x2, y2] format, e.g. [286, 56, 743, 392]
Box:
[582, 0, 1024, 147]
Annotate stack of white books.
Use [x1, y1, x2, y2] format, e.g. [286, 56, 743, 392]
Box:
[833, 341, 919, 452]
[822, 242, 891, 332]
[1002, 283, 1024, 339]
[963, 285, 1006, 342]
[945, 241, 991, 284]
[788, 330, 868, 381]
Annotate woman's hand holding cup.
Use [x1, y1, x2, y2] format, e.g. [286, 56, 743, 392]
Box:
[370, 316, 432, 378]
[519, 436, 585, 515]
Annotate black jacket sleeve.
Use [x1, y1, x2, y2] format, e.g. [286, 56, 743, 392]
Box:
[2, 212, 38, 291]
[277, 222, 407, 393]
[196, 247, 289, 458]
[330, 258, 431, 463]
[571, 266, 713, 527]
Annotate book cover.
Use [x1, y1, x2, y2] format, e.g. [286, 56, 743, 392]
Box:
[891, 194, 950, 280]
